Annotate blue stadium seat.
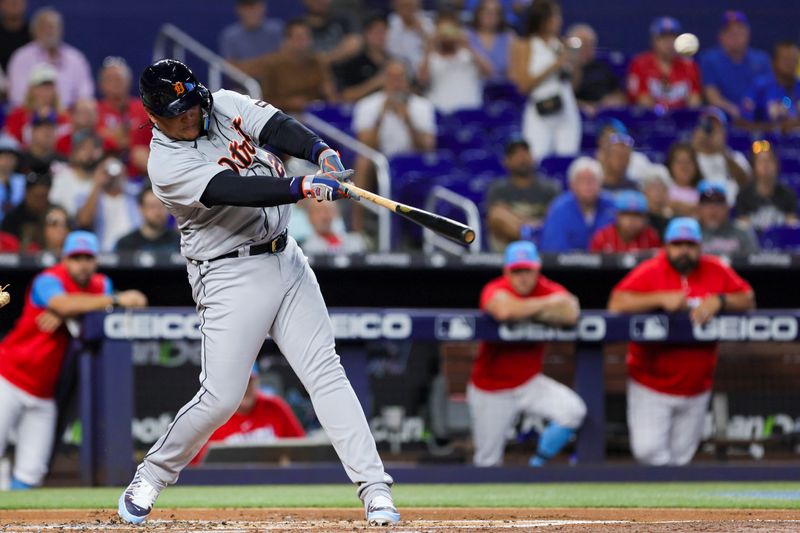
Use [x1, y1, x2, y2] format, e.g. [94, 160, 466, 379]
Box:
[538, 156, 575, 185]
[389, 151, 455, 180]
[669, 109, 702, 130]
[437, 127, 485, 153]
[305, 102, 353, 131]
[759, 226, 800, 251]
[483, 80, 524, 106]
[459, 149, 505, 175]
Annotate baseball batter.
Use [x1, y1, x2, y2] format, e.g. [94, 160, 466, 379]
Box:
[468, 241, 586, 467]
[117, 60, 399, 526]
[609, 217, 755, 465]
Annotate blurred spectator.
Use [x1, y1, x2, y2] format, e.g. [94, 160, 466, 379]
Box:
[567, 23, 625, 116]
[303, 0, 361, 66]
[455, 0, 532, 28]
[594, 118, 651, 183]
[666, 141, 703, 216]
[698, 11, 770, 119]
[539, 156, 615, 251]
[300, 200, 366, 254]
[1, 170, 51, 249]
[609, 217, 755, 465]
[96, 57, 151, 177]
[735, 141, 798, 230]
[640, 166, 673, 236]
[485, 138, 559, 251]
[740, 41, 800, 133]
[417, 10, 493, 113]
[598, 133, 638, 191]
[42, 204, 69, 254]
[626, 17, 701, 111]
[469, 241, 584, 467]
[467, 0, 516, 82]
[335, 13, 389, 103]
[0, 134, 25, 224]
[219, 0, 283, 61]
[589, 190, 661, 252]
[115, 187, 180, 253]
[511, 0, 581, 159]
[54, 98, 116, 157]
[0, 231, 146, 489]
[49, 130, 104, 216]
[6, 7, 93, 107]
[691, 107, 750, 204]
[75, 157, 141, 252]
[352, 60, 436, 231]
[235, 19, 336, 114]
[18, 109, 64, 175]
[0, 0, 29, 71]
[386, 0, 434, 74]
[190, 365, 305, 466]
[4, 63, 69, 145]
[697, 180, 759, 255]
[0, 229, 23, 251]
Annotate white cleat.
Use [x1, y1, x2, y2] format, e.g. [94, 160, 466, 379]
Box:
[366, 494, 401, 526]
[117, 469, 161, 525]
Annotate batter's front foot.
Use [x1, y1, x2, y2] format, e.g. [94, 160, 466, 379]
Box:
[118, 469, 161, 525]
[365, 494, 400, 526]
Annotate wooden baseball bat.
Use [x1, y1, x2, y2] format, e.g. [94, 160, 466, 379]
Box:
[344, 183, 476, 246]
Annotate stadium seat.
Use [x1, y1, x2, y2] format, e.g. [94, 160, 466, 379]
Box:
[483, 80, 524, 106]
[539, 156, 575, 185]
[459, 150, 505, 175]
[305, 102, 353, 131]
[759, 226, 800, 251]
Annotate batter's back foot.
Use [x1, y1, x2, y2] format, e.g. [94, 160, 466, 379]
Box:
[118, 469, 161, 525]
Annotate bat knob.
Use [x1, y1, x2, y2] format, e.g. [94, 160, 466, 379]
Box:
[463, 229, 476, 244]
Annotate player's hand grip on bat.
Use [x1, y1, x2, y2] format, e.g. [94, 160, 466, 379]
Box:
[317, 148, 346, 173]
[293, 170, 361, 202]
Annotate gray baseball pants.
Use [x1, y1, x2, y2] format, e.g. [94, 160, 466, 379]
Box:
[137, 238, 390, 502]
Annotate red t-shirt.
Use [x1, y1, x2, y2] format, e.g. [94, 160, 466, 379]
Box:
[471, 274, 568, 391]
[0, 264, 109, 398]
[626, 51, 701, 110]
[612, 252, 752, 396]
[191, 393, 306, 464]
[4, 106, 71, 146]
[97, 98, 152, 176]
[589, 223, 662, 253]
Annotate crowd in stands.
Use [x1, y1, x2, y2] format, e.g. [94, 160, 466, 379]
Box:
[1, 0, 800, 256]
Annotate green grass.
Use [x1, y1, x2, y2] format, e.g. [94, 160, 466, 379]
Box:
[1, 482, 799, 510]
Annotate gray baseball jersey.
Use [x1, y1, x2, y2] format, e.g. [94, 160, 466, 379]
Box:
[148, 89, 291, 261]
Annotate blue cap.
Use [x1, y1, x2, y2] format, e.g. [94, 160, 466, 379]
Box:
[697, 180, 727, 202]
[614, 190, 648, 214]
[609, 132, 635, 147]
[504, 241, 541, 270]
[600, 118, 628, 135]
[721, 10, 748, 28]
[664, 217, 702, 244]
[650, 16, 681, 36]
[63, 231, 99, 257]
[701, 106, 728, 127]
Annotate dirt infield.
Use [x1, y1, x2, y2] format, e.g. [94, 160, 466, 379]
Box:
[2, 508, 799, 532]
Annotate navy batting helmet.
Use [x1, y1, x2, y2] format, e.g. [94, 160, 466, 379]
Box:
[139, 59, 213, 118]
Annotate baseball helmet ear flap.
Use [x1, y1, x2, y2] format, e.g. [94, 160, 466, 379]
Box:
[139, 59, 213, 119]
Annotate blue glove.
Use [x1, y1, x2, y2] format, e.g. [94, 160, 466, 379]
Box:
[318, 147, 346, 173]
[292, 170, 360, 202]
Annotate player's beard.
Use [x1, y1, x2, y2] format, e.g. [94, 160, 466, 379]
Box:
[668, 254, 698, 275]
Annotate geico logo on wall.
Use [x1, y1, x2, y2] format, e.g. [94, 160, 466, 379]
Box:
[499, 316, 606, 341]
[104, 313, 202, 340]
[693, 316, 798, 341]
[330, 313, 412, 340]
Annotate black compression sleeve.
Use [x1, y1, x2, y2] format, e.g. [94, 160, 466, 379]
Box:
[200, 170, 303, 207]
[258, 111, 327, 162]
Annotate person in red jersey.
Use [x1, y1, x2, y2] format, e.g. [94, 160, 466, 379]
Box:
[626, 17, 702, 111]
[191, 364, 305, 465]
[590, 190, 662, 253]
[0, 231, 147, 489]
[608, 217, 754, 465]
[468, 241, 585, 467]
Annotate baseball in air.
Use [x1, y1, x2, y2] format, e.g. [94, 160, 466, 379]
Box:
[674, 33, 699, 56]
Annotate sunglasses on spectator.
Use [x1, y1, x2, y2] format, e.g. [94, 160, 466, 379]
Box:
[752, 140, 772, 155]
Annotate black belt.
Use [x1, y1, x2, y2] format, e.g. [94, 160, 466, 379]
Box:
[198, 230, 288, 263]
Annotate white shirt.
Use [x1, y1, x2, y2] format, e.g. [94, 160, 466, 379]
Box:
[352, 91, 436, 158]
[100, 193, 135, 252]
[696, 150, 751, 205]
[50, 166, 94, 216]
[386, 12, 434, 73]
[425, 48, 483, 114]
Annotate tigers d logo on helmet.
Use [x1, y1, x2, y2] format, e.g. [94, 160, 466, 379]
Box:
[173, 82, 185, 96]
